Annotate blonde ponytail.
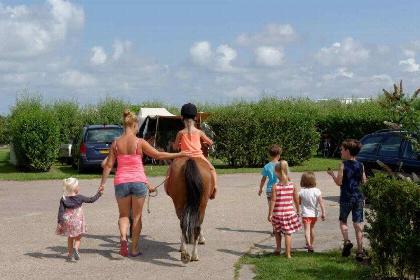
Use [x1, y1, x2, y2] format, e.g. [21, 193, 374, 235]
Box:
[183, 118, 195, 135]
[123, 109, 138, 129]
[275, 160, 290, 185]
[62, 177, 79, 200]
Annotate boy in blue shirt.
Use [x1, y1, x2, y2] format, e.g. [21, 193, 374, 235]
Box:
[259, 144, 282, 203]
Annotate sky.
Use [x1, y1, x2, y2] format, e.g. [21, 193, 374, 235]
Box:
[1, 0, 420, 114]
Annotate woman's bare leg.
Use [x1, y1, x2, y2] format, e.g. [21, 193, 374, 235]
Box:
[74, 234, 82, 250]
[131, 196, 146, 254]
[67, 237, 74, 256]
[116, 196, 131, 242]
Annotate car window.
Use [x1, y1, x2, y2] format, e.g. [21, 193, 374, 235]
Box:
[402, 141, 420, 159]
[377, 135, 403, 157]
[85, 128, 123, 143]
[360, 135, 384, 154]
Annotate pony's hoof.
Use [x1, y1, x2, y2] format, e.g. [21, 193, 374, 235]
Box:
[198, 238, 206, 245]
[181, 250, 190, 264]
[191, 255, 199, 261]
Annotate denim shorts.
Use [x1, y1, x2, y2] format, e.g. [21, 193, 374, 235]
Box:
[114, 182, 148, 198]
[339, 201, 363, 223]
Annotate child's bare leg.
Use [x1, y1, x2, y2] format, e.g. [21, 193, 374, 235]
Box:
[67, 237, 74, 256]
[310, 224, 315, 246]
[304, 223, 311, 246]
[284, 234, 292, 258]
[353, 222, 363, 253]
[340, 221, 349, 244]
[74, 234, 82, 250]
[274, 230, 282, 253]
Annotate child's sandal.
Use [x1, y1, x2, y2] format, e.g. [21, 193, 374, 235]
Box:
[355, 252, 364, 262]
[342, 240, 353, 257]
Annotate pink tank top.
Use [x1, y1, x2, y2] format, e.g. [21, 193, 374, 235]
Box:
[180, 130, 203, 157]
[114, 139, 149, 185]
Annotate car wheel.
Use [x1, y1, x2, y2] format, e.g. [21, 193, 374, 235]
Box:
[77, 158, 85, 174]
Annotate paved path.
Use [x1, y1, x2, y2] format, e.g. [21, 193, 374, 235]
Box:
[0, 172, 363, 279]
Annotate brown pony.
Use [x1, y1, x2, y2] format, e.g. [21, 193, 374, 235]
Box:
[166, 157, 214, 263]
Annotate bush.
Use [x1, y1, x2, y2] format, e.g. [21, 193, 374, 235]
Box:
[0, 115, 9, 144]
[207, 98, 319, 167]
[315, 100, 390, 154]
[9, 93, 60, 172]
[53, 99, 83, 143]
[363, 174, 420, 279]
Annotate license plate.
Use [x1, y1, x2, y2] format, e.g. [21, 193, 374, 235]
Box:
[100, 149, 109, 154]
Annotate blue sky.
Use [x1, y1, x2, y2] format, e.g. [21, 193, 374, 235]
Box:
[1, 0, 420, 114]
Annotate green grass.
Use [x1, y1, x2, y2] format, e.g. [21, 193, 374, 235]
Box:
[0, 147, 341, 181]
[239, 250, 372, 280]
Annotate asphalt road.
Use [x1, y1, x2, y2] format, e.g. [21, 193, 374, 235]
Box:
[0, 172, 363, 280]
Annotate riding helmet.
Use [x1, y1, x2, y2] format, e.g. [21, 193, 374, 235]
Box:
[181, 103, 197, 119]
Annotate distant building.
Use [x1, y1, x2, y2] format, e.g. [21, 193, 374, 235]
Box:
[317, 97, 372, 104]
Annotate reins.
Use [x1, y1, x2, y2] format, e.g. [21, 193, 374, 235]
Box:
[147, 179, 166, 213]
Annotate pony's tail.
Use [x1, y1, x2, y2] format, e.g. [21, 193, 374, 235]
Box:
[181, 158, 203, 244]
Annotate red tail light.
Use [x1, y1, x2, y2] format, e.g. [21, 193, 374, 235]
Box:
[79, 142, 86, 154]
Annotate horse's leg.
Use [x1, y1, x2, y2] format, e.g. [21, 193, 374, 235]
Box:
[191, 237, 199, 261]
[180, 233, 190, 264]
[179, 231, 187, 252]
[198, 229, 205, 245]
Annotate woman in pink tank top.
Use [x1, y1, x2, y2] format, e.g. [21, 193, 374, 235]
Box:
[100, 109, 190, 257]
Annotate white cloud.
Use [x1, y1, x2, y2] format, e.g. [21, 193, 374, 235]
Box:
[323, 67, 354, 80]
[236, 23, 297, 46]
[315, 37, 370, 66]
[190, 41, 213, 66]
[112, 40, 131, 61]
[371, 74, 394, 85]
[59, 70, 97, 87]
[399, 57, 420, 72]
[0, 0, 84, 57]
[190, 41, 242, 72]
[404, 49, 416, 57]
[226, 86, 260, 97]
[214, 45, 237, 72]
[255, 46, 284, 67]
[90, 46, 107, 65]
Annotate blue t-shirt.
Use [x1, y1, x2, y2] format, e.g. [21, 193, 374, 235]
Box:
[340, 160, 364, 203]
[261, 162, 279, 194]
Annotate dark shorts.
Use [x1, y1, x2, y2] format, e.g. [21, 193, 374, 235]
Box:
[114, 182, 148, 198]
[339, 201, 363, 223]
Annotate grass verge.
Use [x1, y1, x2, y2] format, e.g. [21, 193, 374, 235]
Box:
[0, 148, 341, 181]
[239, 250, 372, 280]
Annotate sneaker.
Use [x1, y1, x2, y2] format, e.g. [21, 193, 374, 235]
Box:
[73, 248, 80, 260]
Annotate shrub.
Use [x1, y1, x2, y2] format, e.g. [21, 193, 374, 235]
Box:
[53, 99, 83, 143]
[0, 115, 9, 144]
[9, 93, 60, 172]
[315, 100, 390, 154]
[207, 98, 318, 167]
[363, 174, 420, 279]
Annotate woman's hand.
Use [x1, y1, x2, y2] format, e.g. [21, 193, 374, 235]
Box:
[268, 214, 272, 222]
[147, 184, 156, 193]
[179, 151, 191, 157]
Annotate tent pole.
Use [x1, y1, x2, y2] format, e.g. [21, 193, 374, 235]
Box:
[154, 116, 159, 148]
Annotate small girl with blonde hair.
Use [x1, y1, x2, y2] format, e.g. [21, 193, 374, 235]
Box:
[56, 177, 103, 260]
[299, 172, 325, 252]
[268, 160, 301, 258]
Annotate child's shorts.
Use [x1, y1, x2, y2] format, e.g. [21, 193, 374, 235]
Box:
[339, 201, 363, 223]
[266, 194, 271, 204]
[302, 217, 318, 225]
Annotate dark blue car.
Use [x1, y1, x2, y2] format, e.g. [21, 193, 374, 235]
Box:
[71, 125, 124, 173]
[356, 130, 420, 178]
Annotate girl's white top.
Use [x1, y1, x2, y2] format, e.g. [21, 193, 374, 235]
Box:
[299, 187, 322, 217]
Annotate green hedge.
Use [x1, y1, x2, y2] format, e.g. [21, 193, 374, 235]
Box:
[9, 94, 60, 171]
[0, 115, 9, 144]
[363, 174, 420, 279]
[315, 100, 390, 152]
[207, 98, 319, 167]
[53, 100, 82, 144]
